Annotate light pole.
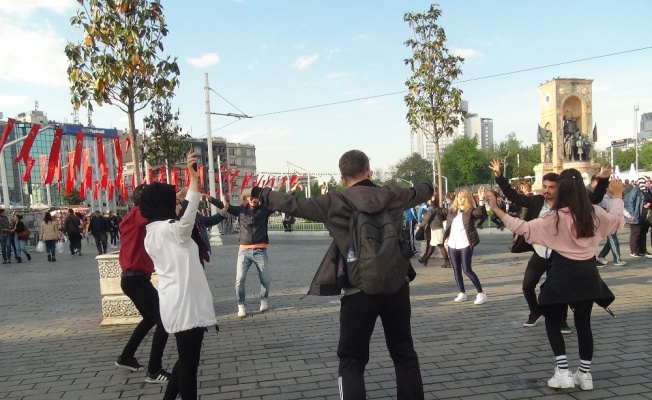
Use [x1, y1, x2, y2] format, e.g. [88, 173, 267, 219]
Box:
[634, 104, 640, 171]
[394, 177, 413, 187]
[435, 174, 448, 195]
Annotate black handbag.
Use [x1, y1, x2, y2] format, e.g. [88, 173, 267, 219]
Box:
[414, 226, 425, 241]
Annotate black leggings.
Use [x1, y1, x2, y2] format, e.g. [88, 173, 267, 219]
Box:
[163, 327, 205, 400]
[542, 301, 593, 361]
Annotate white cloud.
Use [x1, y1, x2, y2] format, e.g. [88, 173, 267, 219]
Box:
[353, 34, 375, 42]
[0, 0, 75, 16]
[0, 20, 69, 87]
[453, 48, 485, 59]
[293, 54, 319, 70]
[229, 126, 290, 143]
[187, 53, 220, 68]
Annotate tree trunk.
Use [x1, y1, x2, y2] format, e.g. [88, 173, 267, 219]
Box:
[433, 129, 443, 202]
[128, 105, 141, 184]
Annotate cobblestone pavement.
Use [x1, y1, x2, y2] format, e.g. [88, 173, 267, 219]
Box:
[0, 230, 651, 399]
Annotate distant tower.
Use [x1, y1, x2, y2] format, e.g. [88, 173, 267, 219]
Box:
[87, 107, 93, 127]
[72, 109, 80, 125]
[34, 100, 39, 111]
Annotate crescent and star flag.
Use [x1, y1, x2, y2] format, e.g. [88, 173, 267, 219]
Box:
[107, 179, 114, 201]
[0, 118, 16, 151]
[39, 155, 47, 183]
[14, 123, 40, 164]
[80, 182, 86, 195]
[93, 180, 99, 200]
[100, 165, 108, 189]
[112, 137, 122, 165]
[73, 132, 84, 176]
[67, 152, 75, 181]
[65, 164, 74, 196]
[44, 127, 63, 185]
[96, 134, 106, 172]
[198, 165, 204, 187]
[82, 149, 91, 181]
[170, 167, 178, 186]
[22, 157, 35, 182]
[157, 167, 166, 183]
[147, 168, 153, 184]
[121, 181, 128, 201]
[278, 175, 287, 189]
[85, 165, 93, 189]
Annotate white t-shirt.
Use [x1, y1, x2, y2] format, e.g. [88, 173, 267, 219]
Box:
[447, 211, 471, 249]
[145, 190, 216, 333]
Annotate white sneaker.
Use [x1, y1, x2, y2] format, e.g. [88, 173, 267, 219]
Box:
[596, 257, 607, 266]
[613, 260, 627, 266]
[548, 367, 574, 389]
[260, 298, 269, 312]
[573, 370, 593, 391]
[454, 293, 467, 302]
[474, 292, 488, 305]
[237, 305, 246, 318]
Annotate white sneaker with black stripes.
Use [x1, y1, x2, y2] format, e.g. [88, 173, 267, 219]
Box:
[145, 369, 171, 384]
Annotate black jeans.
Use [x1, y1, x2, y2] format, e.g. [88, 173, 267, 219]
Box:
[522, 253, 568, 322]
[490, 214, 504, 228]
[68, 232, 82, 254]
[120, 275, 168, 374]
[163, 327, 205, 400]
[94, 233, 108, 254]
[110, 229, 119, 246]
[542, 301, 594, 360]
[629, 223, 648, 254]
[338, 283, 423, 400]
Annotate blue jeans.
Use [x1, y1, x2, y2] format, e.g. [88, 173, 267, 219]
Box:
[14, 236, 30, 259]
[235, 248, 270, 305]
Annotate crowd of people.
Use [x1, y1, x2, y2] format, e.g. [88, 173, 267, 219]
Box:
[5, 149, 638, 398]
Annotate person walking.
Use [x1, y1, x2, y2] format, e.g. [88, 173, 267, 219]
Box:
[418, 198, 449, 268]
[63, 208, 83, 256]
[623, 183, 647, 257]
[108, 211, 120, 249]
[0, 209, 11, 264]
[140, 153, 216, 400]
[89, 211, 109, 254]
[242, 149, 432, 400]
[115, 184, 170, 384]
[487, 169, 622, 391]
[443, 188, 488, 305]
[12, 215, 31, 262]
[39, 211, 60, 262]
[596, 186, 627, 266]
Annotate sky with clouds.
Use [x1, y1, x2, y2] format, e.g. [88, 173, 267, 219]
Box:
[1, 0, 651, 177]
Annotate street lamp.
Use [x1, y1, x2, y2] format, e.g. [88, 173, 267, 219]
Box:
[634, 104, 640, 171]
[435, 175, 448, 195]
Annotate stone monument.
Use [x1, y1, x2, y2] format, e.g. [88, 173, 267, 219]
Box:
[533, 78, 599, 191]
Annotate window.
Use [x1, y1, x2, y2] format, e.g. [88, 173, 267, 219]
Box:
[229, 149, 235, 155]
[241, 149, 247, 156]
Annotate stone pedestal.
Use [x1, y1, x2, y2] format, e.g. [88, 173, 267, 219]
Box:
[533, 161, 599, 192]
[97, 252, 158, 326]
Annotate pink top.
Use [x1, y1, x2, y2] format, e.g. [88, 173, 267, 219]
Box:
[502, 199, 624, 260]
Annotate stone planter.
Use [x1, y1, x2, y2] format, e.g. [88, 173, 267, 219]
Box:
[96, 252, 158, 326]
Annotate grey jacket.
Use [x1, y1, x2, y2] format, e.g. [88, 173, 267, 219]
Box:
[253, 180, 433, 295]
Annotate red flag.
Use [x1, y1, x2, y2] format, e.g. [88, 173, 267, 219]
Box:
[80, 182, 86, 196]
[100, 165, 108, 189]
[73, 132, 83, 176]
[279, 175, 287, 189]
[170, 167, 178, 186]
[22, 157, 35, 182]
[56, 158, 62, 183]
[0, 118, 16, 151]
[289, 174, 299, 188]
[157, 167, 166, 183]
[147, 168, 153, 184]
[198, 165, 204, 187]
[85, 165, 93, 189]
[266, 177, 276, 188]
[242, 172, 254, 188]
[112, 136, 122, 166]
[107, 179, 114, 201]
[65, 163, 74, 196]
[39, 155, 47, 183]
[14, 123, 40, 163]
[45, 127, 63, 184]
[82, 148, 91, 179]
[96, 134, 106, 172]
[121, 181, 128, 201]
[67, 152, 75, 181]
[184, 167, 190, 187]
[229, 169, 240, 185]
[131, 174, 136, 189]
[93, 180, 99, 200]
[125, 137, 131, 154]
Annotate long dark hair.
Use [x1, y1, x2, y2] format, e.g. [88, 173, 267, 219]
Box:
[552, 168, 595, 238]
[43, 212, 53, 223]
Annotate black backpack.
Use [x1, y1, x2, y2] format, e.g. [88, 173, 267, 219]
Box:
[337, 193, 413, 295]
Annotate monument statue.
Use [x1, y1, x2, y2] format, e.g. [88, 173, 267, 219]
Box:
[537, 124, 553, 163]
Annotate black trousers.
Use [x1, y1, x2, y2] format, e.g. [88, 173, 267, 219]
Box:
[338, 283, 423, 400]
[490, 214, 504, 228]
[68, 232, 82, 254]
[629, 223, 648, 254]
[120, 275, 168, 374]
[542, 301, 594, 360]
[522, 252, 567, 322]
[94, 233, 108, 254]
[163, 327, 205, 400]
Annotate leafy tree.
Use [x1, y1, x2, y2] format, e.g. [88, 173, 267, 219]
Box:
[60, 188, 84, 205]
[142, 97, 190, 181]
[614, 147, 635, 172]
[393, 153, 433, 187]
[639, 142, 652, 171]
[404, 4, 464, 200]
[441, 136, 490, 189]
[65, 0, 180, 184]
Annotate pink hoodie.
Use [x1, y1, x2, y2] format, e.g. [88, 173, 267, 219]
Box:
[502, 199, 624, 260]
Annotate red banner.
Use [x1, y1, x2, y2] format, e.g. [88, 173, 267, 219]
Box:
[65, 163, 74, 196]
[184, 167, 190, 188]
[44, 127, 63, 184]
[73, 131, 84, 177]
[121, 180, 128, 201]
[0, 118, 15, 151]
[112, 136, 122, 166]
[93, 180, 99, 200]
[96, 134, 105, 172]
[67, 152, 75, 181]
[80, 182, 86, 196]
[279, 175, 287, 189]
[107, 179, 114, 201]
[56, 158, 62, 183]
[82, 148, 91, 180]
[198, 165, 204, 187]
[39, 155, 47, 183]
[125, 137, 131, 154]
[157, 167, 166, 183]
[100, 164, 108, 189]
[14, 123, 40, 164]
[22, 157, 35, 182]
[85, 165, 92, 189]
[147, 168, 153, 184]
[170, 167, 178, 186]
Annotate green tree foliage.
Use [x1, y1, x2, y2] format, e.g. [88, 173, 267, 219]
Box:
[65, 0, 180, 183]
[142, 97, 190, 179]
[638, 142, 652, 171]
[60, 188, 84, 205]
[394, 153, 433, 187]
[441, 136, 490, 189]
[404, 4, 464, 200]
[614, 147, 635, 172]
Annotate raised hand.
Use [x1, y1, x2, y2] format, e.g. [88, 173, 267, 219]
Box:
[489, 159, 502, 177]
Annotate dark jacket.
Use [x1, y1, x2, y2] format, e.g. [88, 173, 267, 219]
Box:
[89, 216, 109, 236]
[443, 204, 487, 249]
[496, 174, 610, 253]
[63, 214, 81, 235]
[252, 180, 433, 295]
[209, 198, 272, 245]
[421, 206, 447, 230]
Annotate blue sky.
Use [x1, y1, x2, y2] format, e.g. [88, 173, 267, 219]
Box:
[1, 0, 651, 179]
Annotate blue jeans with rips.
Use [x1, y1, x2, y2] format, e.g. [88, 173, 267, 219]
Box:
[235, 248, 270, 305]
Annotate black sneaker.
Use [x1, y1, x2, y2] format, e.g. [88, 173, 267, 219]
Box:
[115, 356, 144, 371]
[560, 322, 572, 334]
[523, 314, 543, 327]
[145, 369, 171, 384]
[26, 253, 31, 261]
